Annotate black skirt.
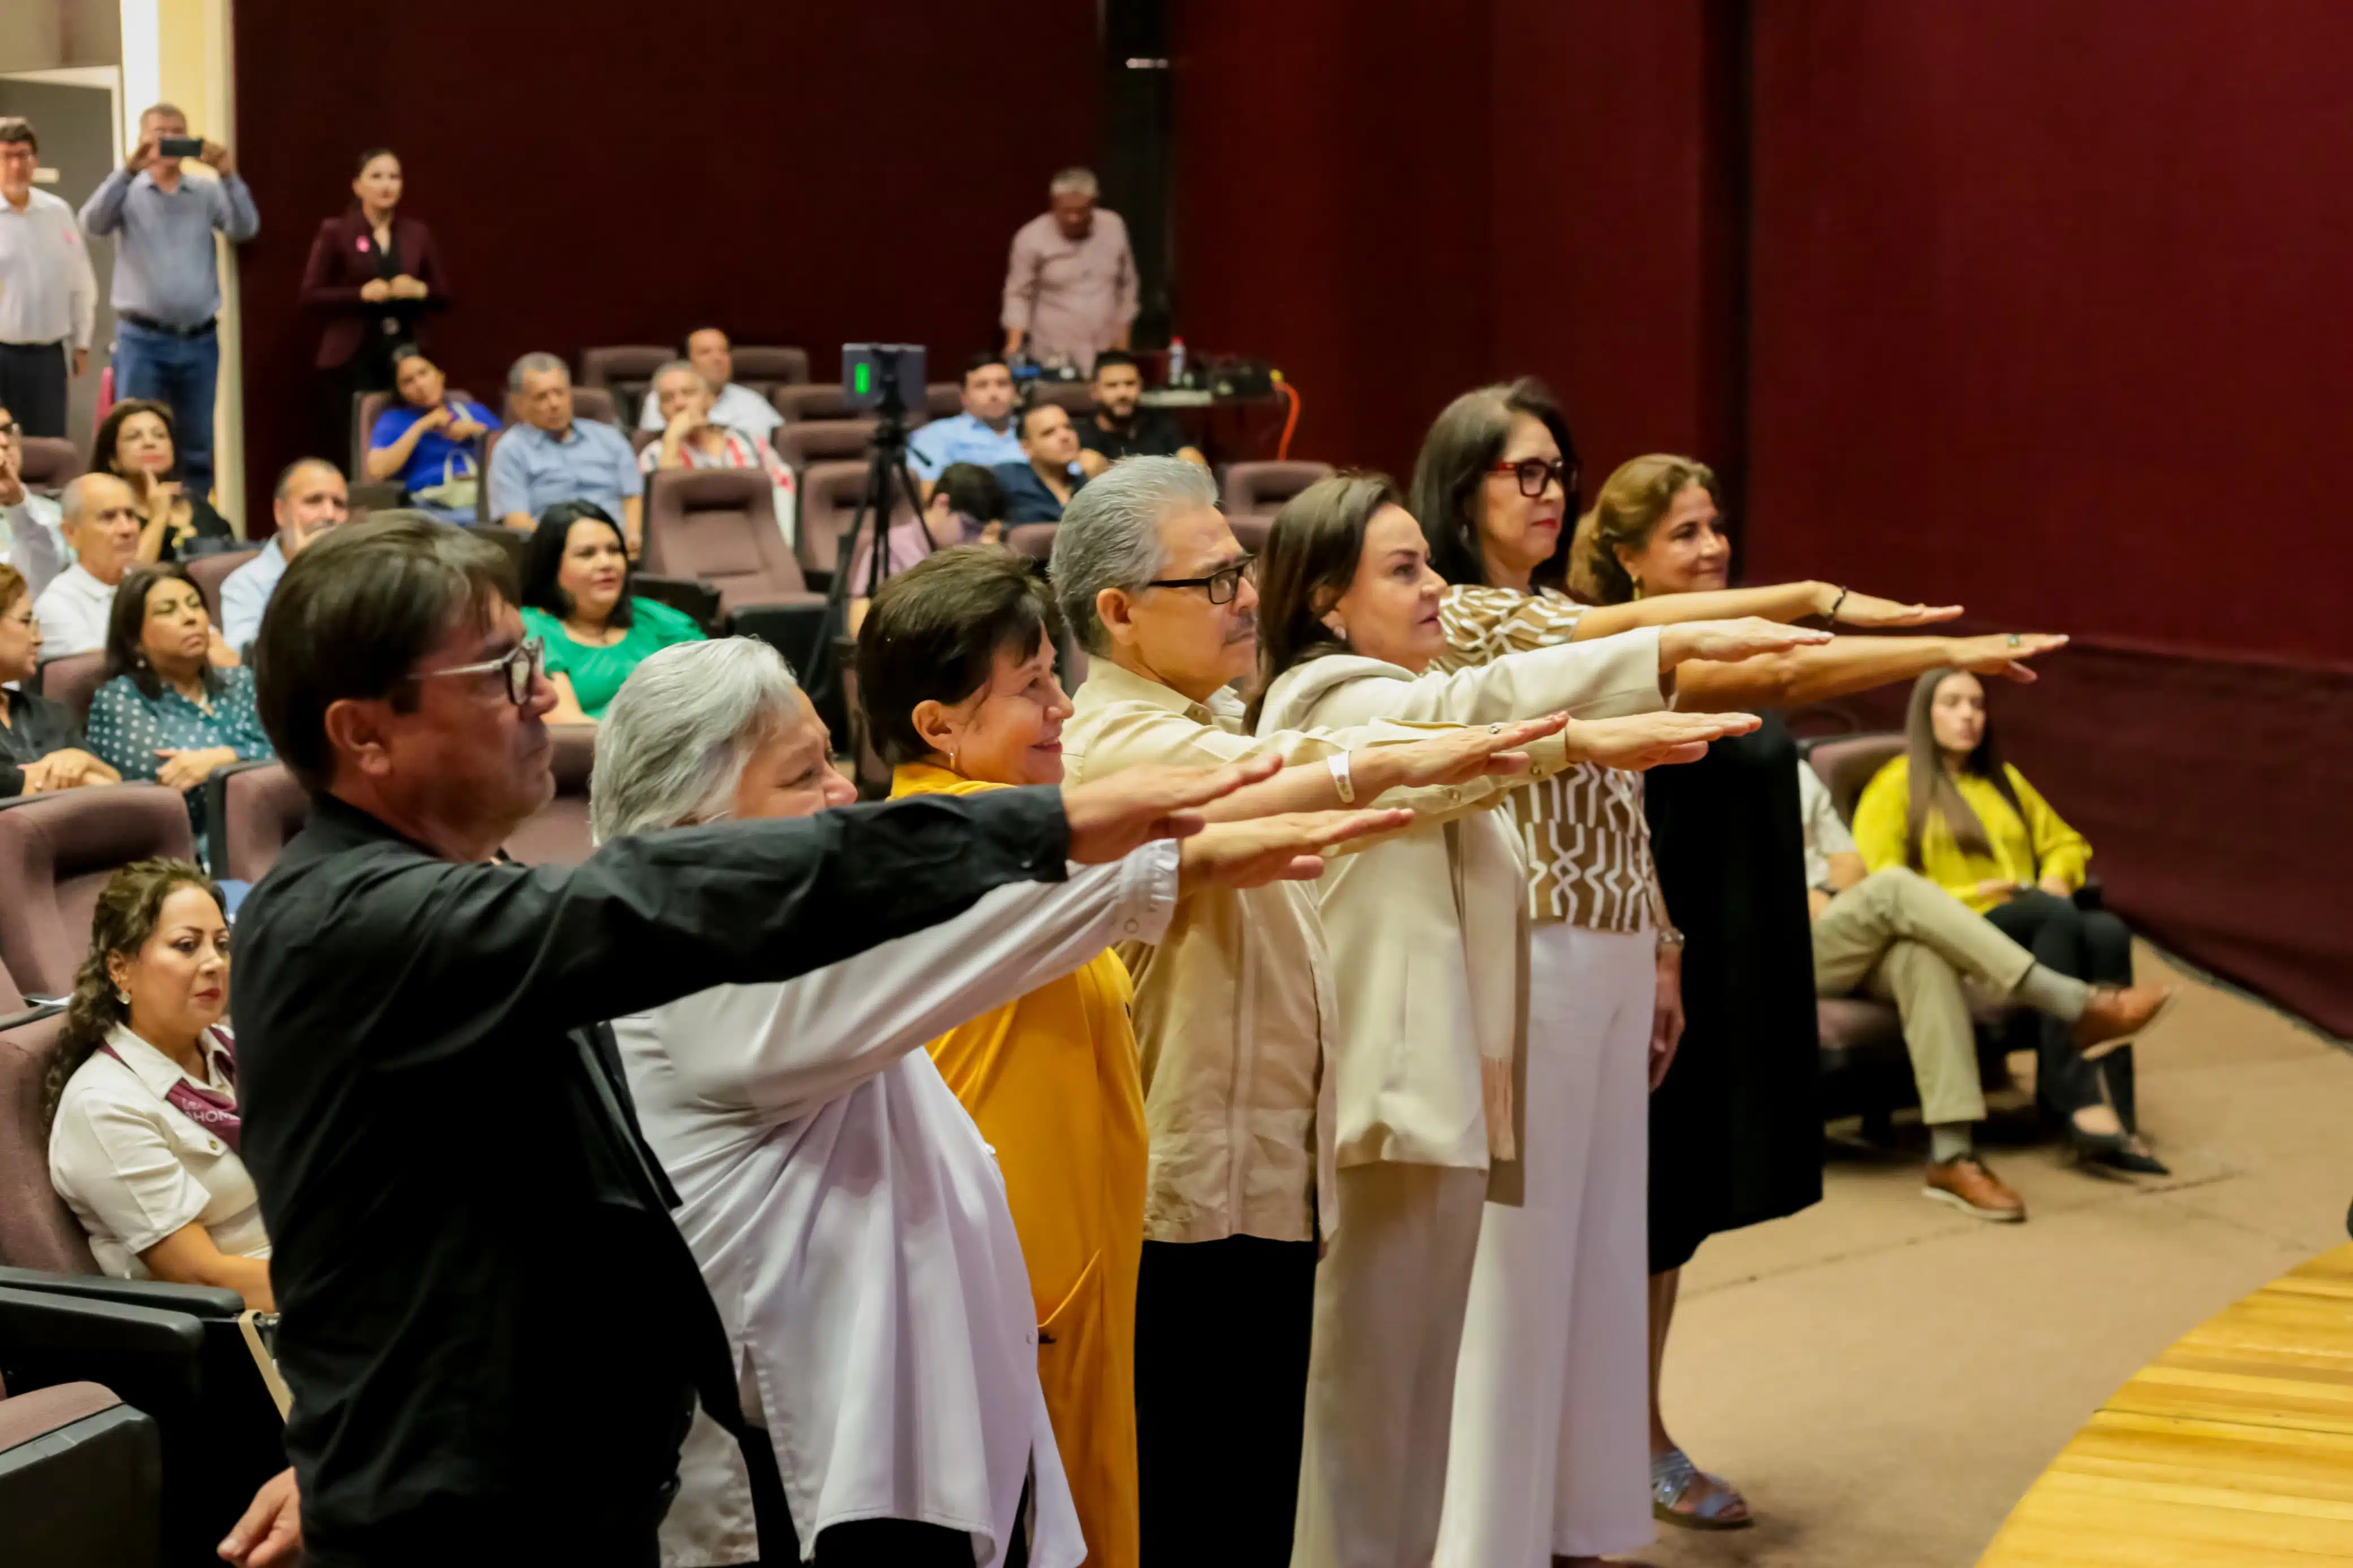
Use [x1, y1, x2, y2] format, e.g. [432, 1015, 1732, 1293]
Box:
[1643, 716, 1824, 1273]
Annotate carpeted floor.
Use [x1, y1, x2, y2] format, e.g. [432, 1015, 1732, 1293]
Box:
[1622, 942, 2353, 1568]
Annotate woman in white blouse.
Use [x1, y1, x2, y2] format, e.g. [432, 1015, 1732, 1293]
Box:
[592, 637, 1407, 1568]
[1247, 472, 1800, 1568]
[46, 857, 269, 1309]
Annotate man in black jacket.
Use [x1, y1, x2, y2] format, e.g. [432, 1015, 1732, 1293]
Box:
[222, 517, 1270, 1567]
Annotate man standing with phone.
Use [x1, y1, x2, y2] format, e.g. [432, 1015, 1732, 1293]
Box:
[79, 102, 258, 500]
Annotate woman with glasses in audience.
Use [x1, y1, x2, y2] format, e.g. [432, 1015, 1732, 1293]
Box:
[365, 348, 496, 523]
[86, 563, 272, 840]
[1246, 472, 1783, 1568]
[48, 858, 269, 1308]
[92, 399, 234, 561]
[597, 634, 1396, 1568]
[517, 500, 704, 723]
[639, 359, 798, 547]
[303, 148, 449, 458]
[1851, 667, 2165, 1172]
[0, 561, 119, 796]
[1409, 382, 2068, 1558]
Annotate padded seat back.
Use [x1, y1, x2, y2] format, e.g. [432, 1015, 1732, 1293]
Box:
[503, 727, 596, 865]
[773, 421, 878, 472]
[184, 549, 258, 630]
[1028, 381, 1092, 413]
[205, 764, 309, 885]
[19, 438, 83, 494]
[772, 384, 859, 425]
[502, 387, 619, 429]
[730, 347, 811, 393]
[1807, 733, 1906, 823]
[0, 787, 197, 998]
[35, 654, 108, 727]
[798, 460, 916, 578]
[1225, 460, 1334, 517]
[643, 469, 809, 611]
[0, 1010, 101, 1275]
[0, 1376, 161, 1567]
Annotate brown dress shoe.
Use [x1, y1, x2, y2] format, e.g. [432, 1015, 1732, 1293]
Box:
[1924, 1156, 2027, 1222]
[2072, 984, 2175, 1059]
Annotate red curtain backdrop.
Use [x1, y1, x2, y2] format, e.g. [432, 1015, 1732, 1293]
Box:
[230, 0, 1102, 525]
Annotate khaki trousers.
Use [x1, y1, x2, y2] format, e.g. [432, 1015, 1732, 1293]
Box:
[1293, 1161, 1488, 1568]
[1811, 867, 2039, 1126]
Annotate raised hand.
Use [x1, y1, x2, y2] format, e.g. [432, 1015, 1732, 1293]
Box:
[417, 404, 454, 433]
[1565, 709, 1762, 771]
[1661, 616, 1834, 667]
[1178, 807, 1415, 893]
[1061, 755, 1285, 862]
[1951, 632, 2067, 683]
[1821, 588, 1964, 627]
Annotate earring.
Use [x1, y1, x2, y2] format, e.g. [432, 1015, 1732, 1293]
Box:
[114, 987, 128, 1005]
[1630, 574, 1646, 601]
[950, 746, 962, 775]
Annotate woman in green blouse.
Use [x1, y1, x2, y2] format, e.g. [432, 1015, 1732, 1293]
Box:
[518, 502, 704, 721]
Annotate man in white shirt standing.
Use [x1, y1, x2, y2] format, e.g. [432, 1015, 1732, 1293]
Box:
[0, 402, 68, 600]
[0, 118, 97, 440]
[636, 327, 783, 440]
[35, 473, 143, 656]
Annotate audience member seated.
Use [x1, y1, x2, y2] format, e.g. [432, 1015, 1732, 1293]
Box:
[33, 473, 142, 656]
[219, 458, 348, 654]
[636, 358, 798, 545]
[1074, 349, 1204, 474]
[45, 857, 272, 1308]
[302, 148, 448, 459]
[0, 562, 119, 794]
[842, 481, 968, 632]
[488, 352, 642, 549]
[634, 327, 782, 440]
[518, 500, 704, 723]
[91, 398, 232, 562]
[995, 402, 1088, 523]
[1852, 668, 2166, 1173]
[1798, 759, 2171, 1216]
[86, 563, 270, 837]
[935, 460, 1008, 545]
[364, 347, 494, 523]
[908, 353, 1024, 483]
[0, 401, 68, 598]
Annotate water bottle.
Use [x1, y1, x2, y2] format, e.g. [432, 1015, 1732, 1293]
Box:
[1167, 336, 1187, 386]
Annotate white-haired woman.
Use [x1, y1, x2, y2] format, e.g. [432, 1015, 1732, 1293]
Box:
[594, 637, 1406, 1568]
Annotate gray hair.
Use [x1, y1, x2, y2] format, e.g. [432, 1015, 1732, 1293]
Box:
[1049, 455, 1218, 652]
[507, 351, 569, 395]
[650, 359, 709, 395]
[590, 638, 803, 844]
[59, 472, 129, 526]
[1049, 166, 1098, 199]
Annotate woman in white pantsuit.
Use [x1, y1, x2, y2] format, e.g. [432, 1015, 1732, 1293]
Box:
[1250, 472, 1780, 1568]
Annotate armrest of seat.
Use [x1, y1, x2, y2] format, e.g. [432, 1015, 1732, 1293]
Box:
[0, 1286, 207, 1396]
[0, 1268, 245, 1321]
[631, 573, 727, 636]
[203, 759, 285, 880]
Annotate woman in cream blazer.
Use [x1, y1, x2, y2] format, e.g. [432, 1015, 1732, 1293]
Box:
[1248, 473, 1785, 1568]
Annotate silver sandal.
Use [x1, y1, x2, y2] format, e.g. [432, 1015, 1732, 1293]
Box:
[1652, 1445, 1753, 1531]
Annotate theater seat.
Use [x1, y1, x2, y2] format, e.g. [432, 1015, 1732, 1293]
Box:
[0, 786, 197, 998]
[1029, 381, 1092, 414]
[0, 1375, 161, 1568]
[773, 421, 880, 472]
[204, 763, 309, 886]
[0, 1008, 100, 1275]
[1807, 732, 1905, 822]
[1007, 524, 1056, 563]
[773, 384, 860, 425]
[184, 548, 258, 630]
[925, 382, 963, 418]
[578, 345, 671, 411]
[19, 438, 83, 496]
[1223, 460, 1334, 522]
[33, 653, 107, 728]
[730, 346, 812, 392]
[798, 460, 917, 581]
[504, 725, 595, 865]
[501, 386, 619, 429]
[1226, 514, 1271, 553]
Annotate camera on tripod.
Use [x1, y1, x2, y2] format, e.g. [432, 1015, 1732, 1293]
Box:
[843, 343, 927, 418]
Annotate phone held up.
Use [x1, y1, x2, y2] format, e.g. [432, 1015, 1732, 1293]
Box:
[158, 135, 204, 158]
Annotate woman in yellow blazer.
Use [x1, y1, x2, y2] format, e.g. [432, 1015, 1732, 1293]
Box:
[1851, 667, 2165, 1173]
[856, 545, 1415, 1568]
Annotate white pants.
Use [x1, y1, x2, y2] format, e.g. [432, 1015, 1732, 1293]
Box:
[1436, 925, 1654, 1565]
[1292, 1160, 1489, 1568]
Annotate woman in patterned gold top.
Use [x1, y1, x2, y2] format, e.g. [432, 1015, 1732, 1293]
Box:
[1412, 379, 2066, 1562]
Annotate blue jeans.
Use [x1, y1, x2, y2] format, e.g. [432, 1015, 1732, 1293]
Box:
[113, 319, 219, 494]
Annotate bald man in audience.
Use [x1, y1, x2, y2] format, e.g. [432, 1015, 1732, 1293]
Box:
[33, 473, 141, 655]
[220, 459, 349, 653]
[636, 327, 781, 440]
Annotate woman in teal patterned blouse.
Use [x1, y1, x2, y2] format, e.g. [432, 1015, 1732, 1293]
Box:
[517, 502, 705, 721]
[85, 564, 273, 840]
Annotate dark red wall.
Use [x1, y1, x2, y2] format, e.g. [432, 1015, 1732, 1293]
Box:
[231, 0, 1102, 524]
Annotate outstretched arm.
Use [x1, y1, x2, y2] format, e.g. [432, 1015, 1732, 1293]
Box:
[1675, 632, 2068, 712]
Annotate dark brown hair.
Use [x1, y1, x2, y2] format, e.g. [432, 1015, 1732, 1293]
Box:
[1408, 377, 1581, 592]
[1245, 471, 1403, 729]
[44, 858, 223, 1129]
[104, 563, 220, 702]
[1898, 667, 2036, 873]
[93, 398, 179, 482]
[856, 545, 1062, 767]
[520, 502, 635, 630]
[253, 515, 515, 792]
[0, 118, 35, 152]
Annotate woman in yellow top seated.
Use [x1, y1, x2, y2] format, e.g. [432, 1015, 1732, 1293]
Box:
[1852, 667, 2164, 1173]
[856, 544, 1412, 1568]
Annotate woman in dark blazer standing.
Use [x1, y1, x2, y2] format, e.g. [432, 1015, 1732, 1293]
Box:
[300, 148, 449, 465]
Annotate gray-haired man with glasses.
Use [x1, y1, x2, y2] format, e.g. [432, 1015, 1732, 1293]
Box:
[219, 513, 1296, 1567]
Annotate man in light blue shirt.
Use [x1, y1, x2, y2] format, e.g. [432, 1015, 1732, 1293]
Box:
[907, 353, 1024, 482]
[221, 459, 347, 654]
[78, 104, 259, 498]
[488, 352, 644, 548]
